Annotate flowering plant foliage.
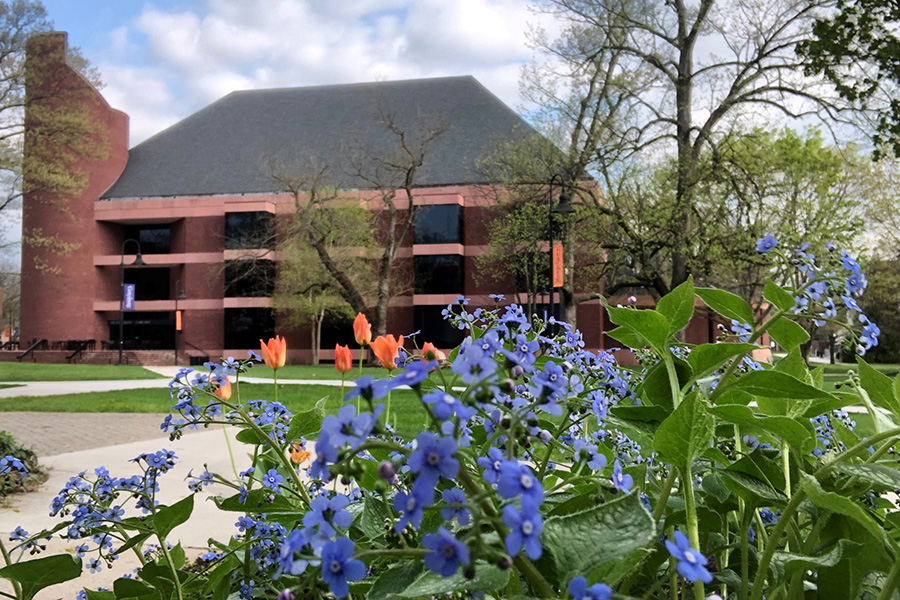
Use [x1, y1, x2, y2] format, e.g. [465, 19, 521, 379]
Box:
[4, 239, 900, 600]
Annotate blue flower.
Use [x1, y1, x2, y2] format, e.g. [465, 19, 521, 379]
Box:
[502, 495, 543, 559]
[574, 439, 608, 471]
[343, 376, 391, 403]
[320, 405, 383, 451]
[611, 460, 633, 493]
[730, 320, 752, 342]
[422, 390, 475, 421]
[756, 235, 778, 253]
[423, 527, 470, 577]
[390, 360, 435, 389]
[477, 447, 505, 484]
[320, 537, 365, 598]
[842, 295, 862, 312]
[860, 315, 880, 350]
[846, 272, 867, 294]
[497, 461, 544, 504]
[840, 251, 861, 274]
[408, 432, 459, 486]
[568, 576, 612, 600]
[262, 469, 283, 491]
[665, 530, 712, 583]
[303, 493, 354, 538]
[87, 557, 103, 573]
[0, 455, 25, 475]
[393, 484, 433, 532]
[440, 488, 470, 525]
[451, 338, 498, 384]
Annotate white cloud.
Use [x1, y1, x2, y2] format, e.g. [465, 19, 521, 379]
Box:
[92, 0, 559, 145]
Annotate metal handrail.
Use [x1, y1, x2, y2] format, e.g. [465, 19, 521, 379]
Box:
[66, 340, 93, 362]
[17, 339, 47, 361]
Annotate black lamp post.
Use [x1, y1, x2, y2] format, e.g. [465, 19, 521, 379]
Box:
[548, 174, 575, 324]
[118, 239, 144, 365]
[174, 279, 186, 366]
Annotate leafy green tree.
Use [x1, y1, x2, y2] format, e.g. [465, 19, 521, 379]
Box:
[273, 206, 374, 363]
[797, 0, 900, 156]
[857, 257, 900, 363]
[3, 2, 103, 273]
[525, 0, 857, 304]
[693, 127, 866, 301]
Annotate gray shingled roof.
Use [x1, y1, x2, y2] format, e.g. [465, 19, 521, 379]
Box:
[101, 76, 538, 199]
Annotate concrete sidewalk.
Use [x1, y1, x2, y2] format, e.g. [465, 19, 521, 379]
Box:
[0, 425, 254, 599]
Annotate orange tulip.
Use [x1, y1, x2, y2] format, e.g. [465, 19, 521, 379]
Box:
[370, 334, 404, 370]
[421, 342, 446, 361]
[260, 336, 287, 370]
[335, 344, 353, 374]
[214, 377, 232, 401]
[353, 313, 372, 347]
[290, 443, 311, 467]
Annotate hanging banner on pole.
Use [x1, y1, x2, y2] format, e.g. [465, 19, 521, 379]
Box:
[123, 284, 136, 310]
[552, 243, 564, 288]
[175, 310, 182, 331]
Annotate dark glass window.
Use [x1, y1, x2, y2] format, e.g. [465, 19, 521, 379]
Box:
[124, 268, 170, 301]
[319, 310, 357, 349]
[225, 212, 274, 250]
[225, 261, 275, 297]
[415, 305, 464, 348]
[415, 205, 460, 244]
[414, 255, 462, 294]
[123, 225, 170, 254]
[224, 308, 274, 349]
[108, 312, 174, 350]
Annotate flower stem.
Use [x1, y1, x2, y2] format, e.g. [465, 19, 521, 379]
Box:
[681, 464, 705, 599]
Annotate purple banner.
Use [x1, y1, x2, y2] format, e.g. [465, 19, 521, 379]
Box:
[123, 283, 136, 310]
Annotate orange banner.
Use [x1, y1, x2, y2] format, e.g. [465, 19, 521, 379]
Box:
[175, 310, 183, 331]
[552, 243, 564, 287]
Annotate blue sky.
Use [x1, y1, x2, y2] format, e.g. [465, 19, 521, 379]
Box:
[39, 0, 553, 145]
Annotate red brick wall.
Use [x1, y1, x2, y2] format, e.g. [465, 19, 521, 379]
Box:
[20, 33, 128, 345]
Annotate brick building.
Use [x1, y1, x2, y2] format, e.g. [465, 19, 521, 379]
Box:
[19, 33, 719, 365]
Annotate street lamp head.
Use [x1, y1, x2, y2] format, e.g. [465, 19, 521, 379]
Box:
[176, 289, 187, 300]
[132, 252, 145, 266]
[552, 192, 575, 216]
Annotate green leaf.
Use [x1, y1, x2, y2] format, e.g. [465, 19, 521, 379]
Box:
[723, 370, 832, 400]
[609, 405, 670, 422]
[656, 276, 695, 334]
[688, 343, 758, 381]
[113, 577, 157, 598]
[655, 392, 715, 467]
[709, 404, 815, 454]
[605, 326, 649, 350]
[361, 495, 389, 541]
[367, 561, 423, 600]
[213, 489, 298, 513]
[83, 591, 116, 600]
[763, 280, 796, 312]
[638, 357, 692, 410]
[767, 318, 809, 351]
[202, 554, 240, 595]
[720, 469, 788, 506]
[604, 302, 671, 352]
[286, 396, 329, 441]
[799, 473, 889, 547]
[772, 540, 862, 577]
[856, 358, 900, 417]
[696, 288, 755, 326]
[830, 463, 900, 492]
[396, 562, 508, 597]
[542, 491, 655, 582]
[235, 428, 270, 445]
[153, 494, 194, 539]
[167, 543, 186, 570]
[0, 554, 82, 600]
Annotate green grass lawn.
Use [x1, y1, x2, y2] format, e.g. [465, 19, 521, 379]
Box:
[818, 362, 900, 376]
[0, 382, 429, 437]
[0, 363, 165, 382]
[248, 364, 387, 380]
